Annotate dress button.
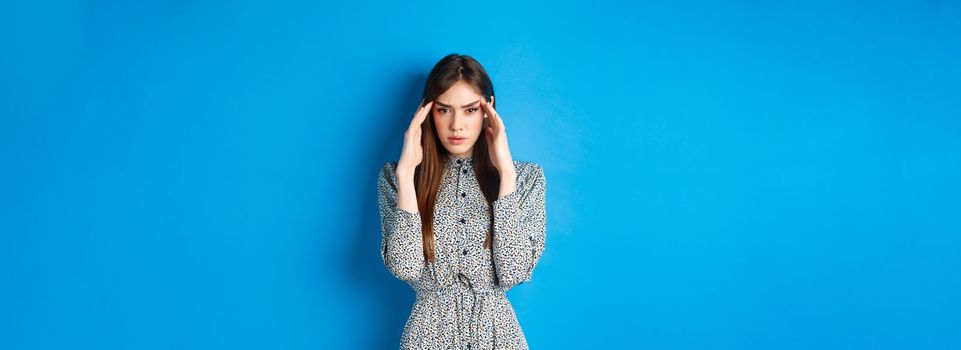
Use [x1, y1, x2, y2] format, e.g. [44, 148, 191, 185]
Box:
[456, 159, 462, 164]
[462, 248, 468, 255]
[462, 169, 467, 174]
[461, 192, 466, 198]
[460, 218, 466, 224]
[467, 343, 471, 349]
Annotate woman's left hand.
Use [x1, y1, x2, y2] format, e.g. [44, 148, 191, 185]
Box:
[482, 95, 516, 177]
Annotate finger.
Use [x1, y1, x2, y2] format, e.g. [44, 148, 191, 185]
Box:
[421, 101, 433, 116]
[412, 101, 426, 121]
[487, 101, 501, 130]
[424, 101, 434, 121]
[413, 101, 433, 125]
[490, 100, 506, 131]
[479, 98, 491, 117]
[482, 100, 498, 127]
[489, 100, 501, 122]
[479, 102, 488, 119]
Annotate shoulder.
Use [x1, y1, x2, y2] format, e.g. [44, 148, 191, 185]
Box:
[511, 160, 546, 186]
[381, 161, 398, 174]
[512, 159, 542, 173]
[378, 161, 400, 187]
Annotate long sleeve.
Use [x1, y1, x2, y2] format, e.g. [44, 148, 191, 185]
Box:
[491, 162, 547, 290]
[377, 161, 425, 284]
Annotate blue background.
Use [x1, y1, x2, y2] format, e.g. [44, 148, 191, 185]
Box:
[2, 1, 960, 349]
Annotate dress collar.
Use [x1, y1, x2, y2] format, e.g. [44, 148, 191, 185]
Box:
[446, 153, 473, 166]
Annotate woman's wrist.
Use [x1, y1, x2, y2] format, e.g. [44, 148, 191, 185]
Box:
[498, 167, 517, 198]
[396, 162, 416, 180]
[497, 163, 516, 179]
[395, 164, 418, 213]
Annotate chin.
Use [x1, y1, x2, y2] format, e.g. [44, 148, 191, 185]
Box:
[444, 143, 473, 156]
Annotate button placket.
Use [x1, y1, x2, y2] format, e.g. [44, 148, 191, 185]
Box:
[454, 157, 470, 268]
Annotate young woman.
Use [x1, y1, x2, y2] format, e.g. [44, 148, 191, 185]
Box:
[377, 53, 547, 349]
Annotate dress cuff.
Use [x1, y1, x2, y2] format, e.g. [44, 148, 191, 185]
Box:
[394, 207, 422, 230]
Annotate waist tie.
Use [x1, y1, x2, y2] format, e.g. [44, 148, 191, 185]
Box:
[419, 274, 505, 349]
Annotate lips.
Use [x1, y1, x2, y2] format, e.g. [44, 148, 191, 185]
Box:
[448, 136, 467, 145]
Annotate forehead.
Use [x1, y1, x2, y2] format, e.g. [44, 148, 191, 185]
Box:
[436, 81, 483, 104]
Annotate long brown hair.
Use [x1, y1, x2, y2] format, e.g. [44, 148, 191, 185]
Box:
[416, 53, 499, 263]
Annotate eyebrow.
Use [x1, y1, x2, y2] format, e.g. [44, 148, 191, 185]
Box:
[435, 100, 481, 109]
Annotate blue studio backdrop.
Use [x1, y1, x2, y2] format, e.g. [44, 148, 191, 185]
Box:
[2, 1, 959, 349]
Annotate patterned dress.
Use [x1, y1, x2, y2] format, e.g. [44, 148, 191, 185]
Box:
[377, 153, 547, 350]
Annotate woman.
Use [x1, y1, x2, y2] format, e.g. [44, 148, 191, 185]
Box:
[377, 53, 547, 349]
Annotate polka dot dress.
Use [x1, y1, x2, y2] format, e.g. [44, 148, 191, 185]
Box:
[377, 153, 547, 350]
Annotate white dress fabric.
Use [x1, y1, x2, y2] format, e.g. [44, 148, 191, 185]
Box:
[377, 153, 547, 349]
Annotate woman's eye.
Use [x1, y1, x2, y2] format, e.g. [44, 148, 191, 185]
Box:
[437, 108, 448, 113]
[467, 108, 478, 114]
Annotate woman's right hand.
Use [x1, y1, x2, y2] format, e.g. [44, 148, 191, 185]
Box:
[397, 99, 433, 175]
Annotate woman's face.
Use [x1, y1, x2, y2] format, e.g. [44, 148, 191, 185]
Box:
[431, 80, 487, 158]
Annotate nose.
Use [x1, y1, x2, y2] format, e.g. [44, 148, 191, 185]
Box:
[448, 112, 464, 132]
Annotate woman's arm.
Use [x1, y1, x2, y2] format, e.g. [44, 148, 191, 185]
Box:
[491, 162, 547, 290]
[395, 164, 418, 213]
[377, 162, 424, 284]
[378, 100, 433, 284]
